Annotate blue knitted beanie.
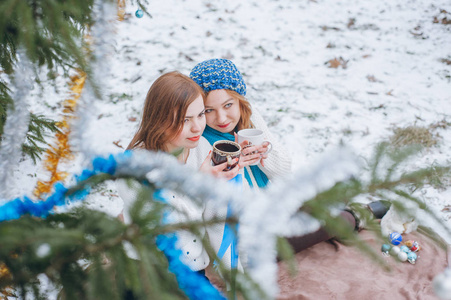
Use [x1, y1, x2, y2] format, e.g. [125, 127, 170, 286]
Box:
[190, 58, 246, 96]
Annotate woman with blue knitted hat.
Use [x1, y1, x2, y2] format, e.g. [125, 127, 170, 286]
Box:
[190, 58, 292, 189]
[189, 59, 388, 253]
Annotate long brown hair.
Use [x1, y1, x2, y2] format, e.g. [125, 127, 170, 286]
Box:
[128, 71, 205, 151]
[224, 90, 254, 131]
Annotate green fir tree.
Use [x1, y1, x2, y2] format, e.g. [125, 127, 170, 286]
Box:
[0, 0, 96, 162]
[0, 1, 449, 299]
[0, 143, 449, 299]
[0, 0, 149, 162]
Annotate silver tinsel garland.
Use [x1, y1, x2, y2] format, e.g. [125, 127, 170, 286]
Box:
[0, 51, 33, 199]
[1, 1, 448, 298]
[114, 146, 360, 298]
[71, 0, 116, 160]
[61, 1, 451, 297]
[239, 147, 360, 297]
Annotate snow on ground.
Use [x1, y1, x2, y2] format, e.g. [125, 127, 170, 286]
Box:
[9, 0, 451, 240]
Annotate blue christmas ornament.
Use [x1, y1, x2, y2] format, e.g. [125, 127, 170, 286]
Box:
[389, 232, 402, 245]
[381, 244, 391, 252]
[381, 244, 391, 257]
[407, 252, 417, 264]
[400, 245, 411, 253]
[135, 9, 144, 18]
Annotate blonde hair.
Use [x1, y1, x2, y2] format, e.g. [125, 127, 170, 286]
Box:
[224, 90, 254, 131]
[128, 71, 205, 151]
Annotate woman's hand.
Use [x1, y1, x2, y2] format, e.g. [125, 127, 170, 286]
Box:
[238, 141, 261, 167]
[199, 151, 240, 180]
[255, 141, 271, 167]
[235, 133, 270, 168]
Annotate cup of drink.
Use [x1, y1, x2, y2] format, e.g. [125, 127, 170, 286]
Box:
[237, 129, 272, 165]
[212, 140, 241, 170]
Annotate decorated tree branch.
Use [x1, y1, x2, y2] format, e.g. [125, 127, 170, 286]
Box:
[0, 0, 149, 162]
[0, 143, 450, 299]
[1, 1, 450, 299]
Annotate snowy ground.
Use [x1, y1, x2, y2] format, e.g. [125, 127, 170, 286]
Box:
[9, 0, 451, 242]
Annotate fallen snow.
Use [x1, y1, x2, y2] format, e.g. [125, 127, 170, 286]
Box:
[7, 0, 451, 242]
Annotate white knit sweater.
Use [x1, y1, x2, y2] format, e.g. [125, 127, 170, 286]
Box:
[116, 137, 243, 271]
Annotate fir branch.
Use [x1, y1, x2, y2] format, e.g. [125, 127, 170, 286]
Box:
[384, 144, 422, 182]
[19, 113, 60, 163]
[0, 80, 13, 136]
[135, 0, 153, 18]
[303, 181, 390, 270]
[276, 237, 297, 276]
[0, 0, 100, 164]
[392, 189, 451, 243]
[66, 173, 116, 196]
[2, 143, 450, 298]
[367, 165, 451, 193]
[0, 0, 94, 73]
[369, 141, 388, 185]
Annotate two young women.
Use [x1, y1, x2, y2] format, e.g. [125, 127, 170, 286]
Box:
[117, 70, 253, 273]
[118, 59, 355, 275]
[189, 59, 356, 253]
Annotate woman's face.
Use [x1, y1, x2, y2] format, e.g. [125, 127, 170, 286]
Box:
[204, 89, 241, 133]
[165, 94, 206, 152]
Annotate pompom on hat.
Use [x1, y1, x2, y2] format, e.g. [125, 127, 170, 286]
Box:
[190, 58, 246, 96]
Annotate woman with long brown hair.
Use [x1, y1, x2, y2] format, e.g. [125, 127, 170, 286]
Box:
[117, 71, 240, 272]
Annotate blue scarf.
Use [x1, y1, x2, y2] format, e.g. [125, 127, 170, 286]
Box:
[215, 175, 241, 270]
[202, 126, 269, 188]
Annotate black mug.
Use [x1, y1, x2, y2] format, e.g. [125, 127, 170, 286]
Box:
[212, 140, 241, 170]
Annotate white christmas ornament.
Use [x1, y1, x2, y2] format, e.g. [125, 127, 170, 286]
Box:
[397, 251, 408, 262]
[390, 246, 401, 256]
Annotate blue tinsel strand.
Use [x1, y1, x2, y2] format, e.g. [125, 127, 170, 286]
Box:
[92, 154, 117, 174]
[156, 234, 226, 300]
[0, 154, 117, 221]
[153, 189, 226, 299]
[0, 153, 225, 300]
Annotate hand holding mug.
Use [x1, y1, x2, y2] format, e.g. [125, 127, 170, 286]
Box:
[211, 140, 241, 171]
[237, 129, 272, 166]
[236, 139, 261, 167]
[200, 151, 240, 180]
[255, 141, 272, 167]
